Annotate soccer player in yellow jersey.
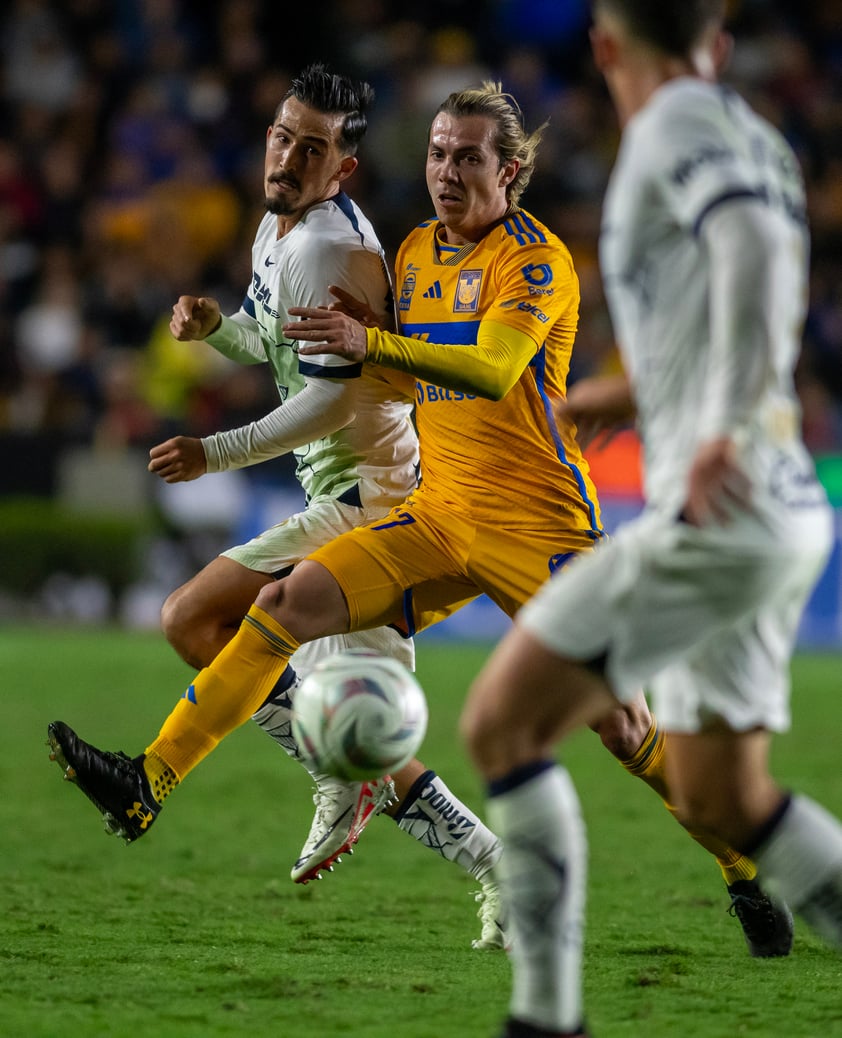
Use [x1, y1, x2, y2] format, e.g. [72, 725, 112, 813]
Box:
[49, 81, 789, 980]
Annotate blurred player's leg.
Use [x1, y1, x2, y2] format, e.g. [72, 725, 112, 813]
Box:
[602, 700, 793, 956]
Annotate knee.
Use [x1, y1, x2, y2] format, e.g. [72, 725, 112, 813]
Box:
[592, 694, 653, 759]
[460, 677, 535, 780]
[160, 584, 218, 668]
[160, 586, 190, 649]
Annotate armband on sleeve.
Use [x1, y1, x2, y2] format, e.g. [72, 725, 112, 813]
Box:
[366, 319, 536, 400]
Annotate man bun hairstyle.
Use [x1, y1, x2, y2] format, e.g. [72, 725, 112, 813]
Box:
[593, 0, 726, 57]
[281, 63, 374, 154]
[436, 81, 546, 206]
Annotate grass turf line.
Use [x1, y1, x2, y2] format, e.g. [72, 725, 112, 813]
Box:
[1, 628, 840, 1037]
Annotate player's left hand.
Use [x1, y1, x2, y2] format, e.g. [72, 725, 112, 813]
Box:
[683, 436, 751, 526]
[284, 306, 368, 361]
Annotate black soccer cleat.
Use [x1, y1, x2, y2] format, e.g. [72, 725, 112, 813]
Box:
[727, 878, 794, 957]
[47, 721, 160, 843]
[499, 1018, 590, 1037]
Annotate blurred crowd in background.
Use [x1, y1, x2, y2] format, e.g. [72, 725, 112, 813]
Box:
[0, 0, 841, 624]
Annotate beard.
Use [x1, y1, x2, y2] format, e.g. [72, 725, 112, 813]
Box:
[264, 196, 297, 215]
[264, 174, 300, 216]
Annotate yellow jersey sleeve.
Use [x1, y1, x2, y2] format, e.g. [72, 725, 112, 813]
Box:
[366, 319, 536, 400]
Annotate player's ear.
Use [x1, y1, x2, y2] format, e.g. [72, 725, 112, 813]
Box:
[499, 158, 519, 189]
[335, 155, 358, 183]
[590, 25, 618, 73]
[712, 30, 734, 75]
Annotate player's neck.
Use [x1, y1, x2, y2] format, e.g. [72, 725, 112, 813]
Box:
[274, 189, 342, 239]
[611, 53, 699, 126]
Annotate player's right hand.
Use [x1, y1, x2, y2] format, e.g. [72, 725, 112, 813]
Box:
[148, 436, 208, 483]
[328, 285, 387, 329]
[169, 295, 222, 341]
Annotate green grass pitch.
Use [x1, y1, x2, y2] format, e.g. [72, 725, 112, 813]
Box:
[1, 627, 841, 1037]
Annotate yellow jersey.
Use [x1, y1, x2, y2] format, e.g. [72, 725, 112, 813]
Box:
[393, 209, 603, 536]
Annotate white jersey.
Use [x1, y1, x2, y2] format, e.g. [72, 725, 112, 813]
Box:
[600, 78, 822, 521]
[204, 193, 418, 509]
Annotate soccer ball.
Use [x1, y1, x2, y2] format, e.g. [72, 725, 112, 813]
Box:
[291, 649, 429, 781]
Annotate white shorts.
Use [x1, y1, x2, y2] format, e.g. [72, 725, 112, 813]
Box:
[223, 495, 415, 674]
[517, 504, 833, 733]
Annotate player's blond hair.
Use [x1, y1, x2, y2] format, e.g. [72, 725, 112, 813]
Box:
[435, 82, 546, 206]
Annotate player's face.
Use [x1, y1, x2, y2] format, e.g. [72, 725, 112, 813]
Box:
[264, 97, 356, 221]
[426, 113, 517, 245]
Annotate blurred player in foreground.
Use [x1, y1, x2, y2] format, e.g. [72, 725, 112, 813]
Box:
[456, 1, 842, 1033]
[51, 73, 788, 982]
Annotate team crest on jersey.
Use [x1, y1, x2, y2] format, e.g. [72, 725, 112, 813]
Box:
[398, 269, 418, 312]
[453, 269, 482, 313]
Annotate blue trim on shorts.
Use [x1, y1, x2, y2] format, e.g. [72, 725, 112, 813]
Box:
[387, 588, 417, 640]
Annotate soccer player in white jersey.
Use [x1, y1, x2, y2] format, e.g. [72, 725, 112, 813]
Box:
[458, 2, 842, 1034]
[142, 64, 506, 947]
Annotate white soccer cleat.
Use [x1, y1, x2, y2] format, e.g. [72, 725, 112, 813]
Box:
[471, 876, 508, 950]
[291, 774, 397, 884]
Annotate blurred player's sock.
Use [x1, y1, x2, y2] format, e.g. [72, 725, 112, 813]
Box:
[487, 761, 587, 1036]
[620, 719, 757, 883]
[620, 717, 793, 954]
[748, 795, 842, 949]
[393, 769, 506, 949]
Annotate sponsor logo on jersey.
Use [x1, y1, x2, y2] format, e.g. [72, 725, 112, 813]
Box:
[423, 281, 442, 299]
[453, 269, 482, 313]
[416, 383, 477, 404]
[522, 262, 553, 286]
[498, 299, 550, 323]
[670, 144, 734, 186]
[251, 271, 283, 318]
[398, 269, 417, 311]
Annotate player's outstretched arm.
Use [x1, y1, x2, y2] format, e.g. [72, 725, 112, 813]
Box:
[148, 436, 208, 483]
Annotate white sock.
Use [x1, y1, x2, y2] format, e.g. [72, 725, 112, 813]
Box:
[252, 676, 302, 761]
[753, 794, 842, 948]
[487, 762, 587, 1034]
[394, 770, 502, 879]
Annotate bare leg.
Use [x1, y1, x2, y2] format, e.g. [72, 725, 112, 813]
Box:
[161, 556, 274, 669]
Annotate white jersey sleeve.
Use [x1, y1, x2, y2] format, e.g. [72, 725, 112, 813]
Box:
[601, 78, 812, 514]
[196, 196, 418, 506]
[202, 376, 355, 472]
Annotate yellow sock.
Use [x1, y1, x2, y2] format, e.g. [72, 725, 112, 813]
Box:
[143, 751, 179, 805]
[620, 719, 758, 886]
[145, 604, 300, 782]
